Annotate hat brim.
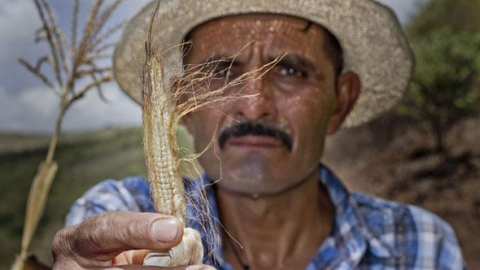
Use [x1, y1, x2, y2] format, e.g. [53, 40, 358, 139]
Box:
[113, 0, 413, 128]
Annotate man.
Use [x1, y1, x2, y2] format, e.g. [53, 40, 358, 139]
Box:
[52, 0, 465, 269]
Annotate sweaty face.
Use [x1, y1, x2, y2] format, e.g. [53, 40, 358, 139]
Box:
[182, 14, 342, 196]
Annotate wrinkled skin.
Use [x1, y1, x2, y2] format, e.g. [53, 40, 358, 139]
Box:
[51, 14, 360, 270]
[182, 14, 360, 270]
[51, 212, 215, 270]
[183, 14, 359, 196]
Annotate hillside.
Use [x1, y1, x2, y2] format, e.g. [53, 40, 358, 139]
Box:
[324, 115, 480, 269]
[0, 128, 146, 269]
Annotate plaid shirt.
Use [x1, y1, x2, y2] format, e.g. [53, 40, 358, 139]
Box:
[66, 165, 465, 269]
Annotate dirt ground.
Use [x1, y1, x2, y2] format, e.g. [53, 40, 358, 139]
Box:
[323, 116, 480, 269]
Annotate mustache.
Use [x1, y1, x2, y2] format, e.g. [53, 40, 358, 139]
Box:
[218, 122, 293, 151]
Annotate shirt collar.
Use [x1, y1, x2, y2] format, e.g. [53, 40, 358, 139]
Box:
[187, 164, 394, 268]
[318, 165, 395, 260]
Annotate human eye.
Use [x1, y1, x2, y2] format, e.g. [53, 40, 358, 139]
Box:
[273, 63, 309, 81]
[212, 66, 240, 82]
[214, 67, 228, 78]
[277, 66, 308, 78]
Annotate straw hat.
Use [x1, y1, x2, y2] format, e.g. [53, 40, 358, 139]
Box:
[113, 0, 413, 128]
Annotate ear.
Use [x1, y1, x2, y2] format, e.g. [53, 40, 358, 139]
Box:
[327, 71, 361, 134]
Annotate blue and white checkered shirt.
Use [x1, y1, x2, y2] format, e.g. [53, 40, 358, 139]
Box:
[66, 165, 466, 269]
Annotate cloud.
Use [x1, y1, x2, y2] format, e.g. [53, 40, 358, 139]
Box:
[62, 85, 142, 132]
[0, 0, 41, 62]
[0, 0, 142, 134]
[0, 85, 141, 134]
[0, 85, 58, 133]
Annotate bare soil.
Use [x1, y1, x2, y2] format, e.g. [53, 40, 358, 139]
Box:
[323, 115, 480, 269]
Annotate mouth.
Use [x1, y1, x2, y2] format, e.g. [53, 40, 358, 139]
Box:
[226, 135, 284, 148]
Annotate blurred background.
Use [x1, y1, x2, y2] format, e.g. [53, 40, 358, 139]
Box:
[0, 0, 479, 269]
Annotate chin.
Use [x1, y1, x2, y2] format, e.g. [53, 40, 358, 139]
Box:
[200, 146, 317, 196]
[213, 161, 297, 196]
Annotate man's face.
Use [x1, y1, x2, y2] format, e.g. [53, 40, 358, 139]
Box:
[183, 14, 351, 196]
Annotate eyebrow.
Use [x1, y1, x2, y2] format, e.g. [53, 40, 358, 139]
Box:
[195, 53, 317, 72]
[268, 54, 317, 71]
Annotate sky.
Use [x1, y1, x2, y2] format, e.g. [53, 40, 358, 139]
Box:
[0, 0, 427, 134]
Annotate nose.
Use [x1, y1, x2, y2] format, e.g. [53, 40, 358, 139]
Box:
[233, 73, 277, 122]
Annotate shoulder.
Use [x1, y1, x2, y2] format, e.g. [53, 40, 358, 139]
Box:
[352, 192, 465, 269]
[65, 176, 154, 226]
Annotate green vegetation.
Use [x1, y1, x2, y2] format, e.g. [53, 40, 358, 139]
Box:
[397, 0, 480, 155]
[398, 28, 480, 154]
[0, 128, 146, 269]
[408, 0, 480, 35]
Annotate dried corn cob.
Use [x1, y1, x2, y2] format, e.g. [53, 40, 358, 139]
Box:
[141, 4, 203, 266]
[142, 52, 186, 221]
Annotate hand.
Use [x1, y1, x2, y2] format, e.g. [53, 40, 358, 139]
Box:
[52, 212, 215, 270]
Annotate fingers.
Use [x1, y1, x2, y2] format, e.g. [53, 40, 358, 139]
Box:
[96, 265, 216, 270]
[52, 212, 184, 267]
[76, 212, 182, 257]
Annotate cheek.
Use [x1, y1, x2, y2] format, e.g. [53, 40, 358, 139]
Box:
[189, 106, 225, 152]
[280, 90, 335, 149]
[283, 90, 334, 127]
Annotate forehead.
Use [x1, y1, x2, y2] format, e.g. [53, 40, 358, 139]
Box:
[186, 14, 329, 61]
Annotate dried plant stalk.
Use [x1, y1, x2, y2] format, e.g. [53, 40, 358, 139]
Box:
[140, 5, 203, 266]
[12, 1, 125, 269]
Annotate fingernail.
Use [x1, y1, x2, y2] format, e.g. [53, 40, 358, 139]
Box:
[151, 218, 179, 243]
